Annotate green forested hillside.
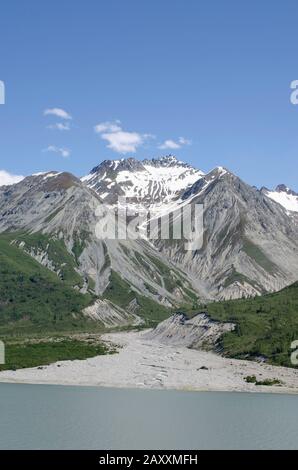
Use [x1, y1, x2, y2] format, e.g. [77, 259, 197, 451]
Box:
[103, 270, 171, 326]
[0, 234, 94, 335]
[0, 233, 173, 334]
[1, 229, 298, 369]
[199, 282, 298, 366]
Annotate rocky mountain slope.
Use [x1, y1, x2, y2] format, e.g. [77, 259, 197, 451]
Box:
[144, 312, 235, 350]
[153, 167, 298, 299]
[0, 170, 199, 328]
[81, 155, 204, 209]
[0, 156, 297, 332]
[82, 157, 298, 300]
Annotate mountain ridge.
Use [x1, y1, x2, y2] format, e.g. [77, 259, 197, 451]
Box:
[0, 156, 297, 315]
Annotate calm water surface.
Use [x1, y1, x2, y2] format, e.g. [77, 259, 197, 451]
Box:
[0, 383, 297, 450]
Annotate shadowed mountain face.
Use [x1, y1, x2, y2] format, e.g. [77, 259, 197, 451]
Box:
[0, 158, 297, 315]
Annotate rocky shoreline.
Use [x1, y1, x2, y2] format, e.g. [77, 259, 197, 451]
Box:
[0, 330, 298, 394]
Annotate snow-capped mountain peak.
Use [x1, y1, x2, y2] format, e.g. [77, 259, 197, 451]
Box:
[82, 156, 204, 206]
[262, 184, 298, 213]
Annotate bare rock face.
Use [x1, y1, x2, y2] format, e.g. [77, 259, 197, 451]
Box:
[143, 313, 235, 350]
[153, 168, 298, 299]
[0, 157, 297, 319]
[0, 170, 198, 311]
[81, 158, 298, 299]
[83, 299, 143, 327]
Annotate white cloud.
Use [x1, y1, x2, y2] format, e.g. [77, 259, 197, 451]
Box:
[94, 120, 149, 154]
[178, 137, 192, 145]
[43, 145, 71, 158]
[94, 121, 122, 133]
[102, 131, 145, 153]
[47, 122, 71, 131]
[159, 139, 180, 150]
[44, 108, 72, 120]
[0, 170, 24, 187]
[159, 136, 192, 150]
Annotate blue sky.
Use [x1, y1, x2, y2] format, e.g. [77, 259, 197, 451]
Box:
[0, 0, 298, 190]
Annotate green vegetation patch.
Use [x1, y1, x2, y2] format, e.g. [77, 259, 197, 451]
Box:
[72, 229, 90, 263]
[198, 282, 298, 367]
[0, 338, 112, 371]
[103, 270, 135, 308]
[244, 375, 281, 386]
[242, 238, 277, 274]
[146, 254, 177, 292]
[9, 232, 83, 287]
[103, 270, 170, 326]
[0, 234, 94, 335]
[222, 265, 263, 291]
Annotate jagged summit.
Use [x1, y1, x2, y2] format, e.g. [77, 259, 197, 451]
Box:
[275, 184, 298, 196]
[85, 155, 196, 177]
[87, 158, 145, 176]
[0, 155, 298, 303]
[261, 184, 298, 213]
[142, 155, 193, 168]
[81, 155, 204, 205]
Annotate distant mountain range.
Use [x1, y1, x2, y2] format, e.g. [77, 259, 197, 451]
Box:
[0, 156, 297, 329]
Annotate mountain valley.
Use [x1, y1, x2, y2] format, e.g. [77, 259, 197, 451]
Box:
[0, 156, 297, 370]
